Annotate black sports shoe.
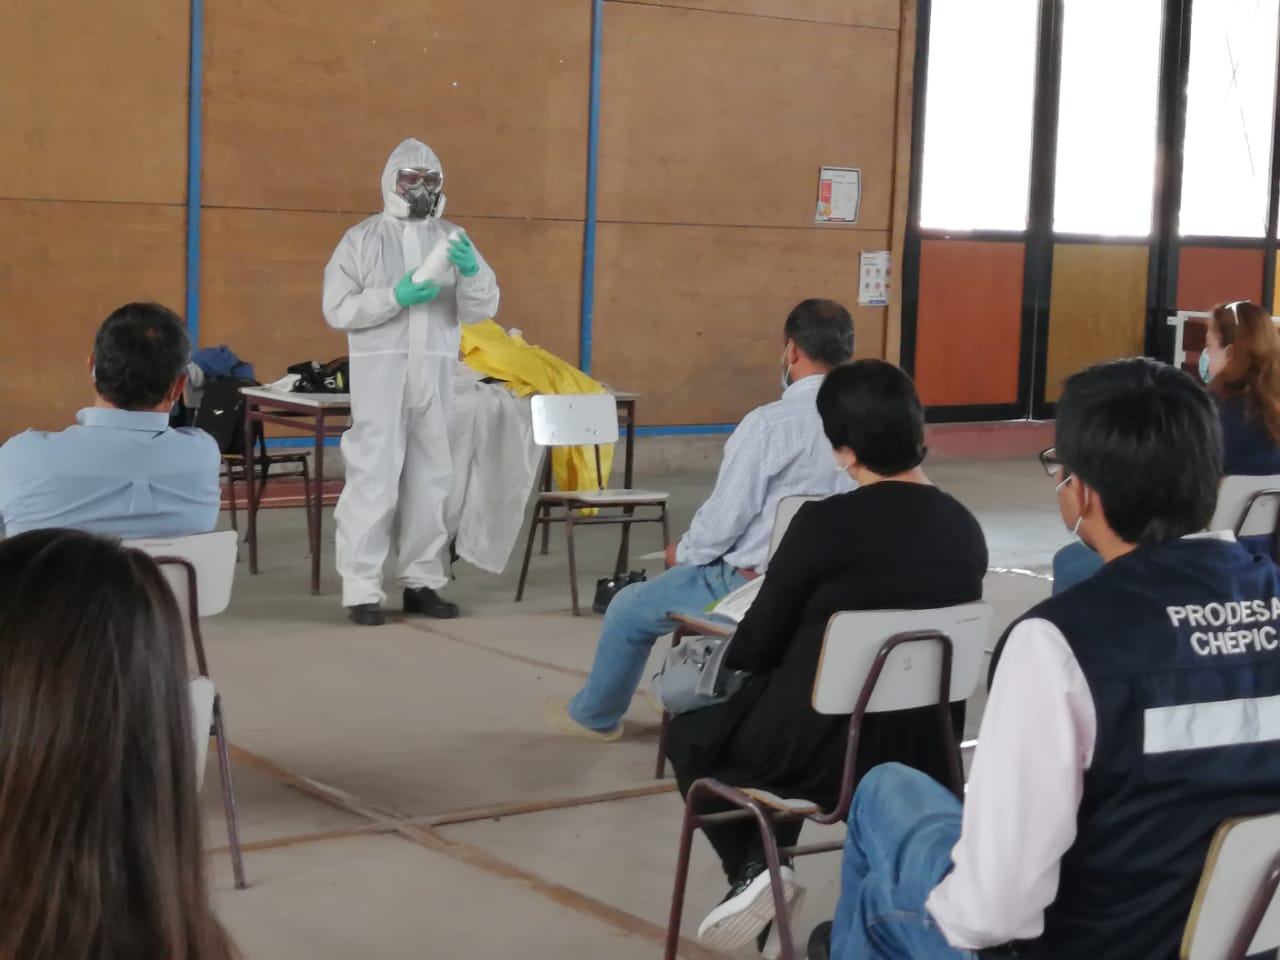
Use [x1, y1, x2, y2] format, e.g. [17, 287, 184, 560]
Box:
[402, 586, 460, 619]
[807, 921, 832, 960]
[698, 859, 801, 951]
[348, 603, 387, 627]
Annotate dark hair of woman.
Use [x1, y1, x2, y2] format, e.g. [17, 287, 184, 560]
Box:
[0, 529, 236, 960]
[816, 359, 927, 476]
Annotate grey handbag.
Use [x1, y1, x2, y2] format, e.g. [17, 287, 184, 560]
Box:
[652, 631, 749, 716]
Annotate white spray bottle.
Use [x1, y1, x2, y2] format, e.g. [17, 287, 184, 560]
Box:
[413, 228, 465, 284]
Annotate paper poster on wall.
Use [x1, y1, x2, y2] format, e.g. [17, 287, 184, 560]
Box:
[859, 250, 890, 306]
[815, 166, 861, 223]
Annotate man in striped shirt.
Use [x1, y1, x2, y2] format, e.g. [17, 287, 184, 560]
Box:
[544, 299, 856, 741]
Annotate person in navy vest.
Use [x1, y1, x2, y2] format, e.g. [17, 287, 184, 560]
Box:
[811, 357, 1280, 960]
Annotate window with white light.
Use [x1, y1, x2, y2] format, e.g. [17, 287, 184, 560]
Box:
[1179, 0, 1280, 237]
[1053, 0, 1164, 236]
[918, 0, 1040, 231]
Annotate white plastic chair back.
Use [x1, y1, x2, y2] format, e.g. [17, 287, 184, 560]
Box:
[1183, 814, 1280, 960]
[189, 676, 216, 789]
[126, 531, 237, 661]
[1212, 475, 1280, 539]
[768, 495, 825, 559]
[530, 394, 620, 448]
[127, 531, 237, 619]
[812, 603, 992, 715]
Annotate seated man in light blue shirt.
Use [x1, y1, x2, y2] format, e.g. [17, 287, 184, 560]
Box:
[0, 302, 221, 539]
[544, 299, 856, 741]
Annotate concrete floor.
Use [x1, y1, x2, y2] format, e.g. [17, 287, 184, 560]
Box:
[202, 455, 1066, 959]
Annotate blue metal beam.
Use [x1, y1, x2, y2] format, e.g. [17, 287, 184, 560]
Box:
[184, 0, 204, 345]
[579, 0, 603, 374]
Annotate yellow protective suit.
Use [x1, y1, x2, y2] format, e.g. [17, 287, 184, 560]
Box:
[460, 320, 614, 495]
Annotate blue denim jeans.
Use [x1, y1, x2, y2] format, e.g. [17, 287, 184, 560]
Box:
[832, 763, 975, 960]
[567, 560, 747, 731]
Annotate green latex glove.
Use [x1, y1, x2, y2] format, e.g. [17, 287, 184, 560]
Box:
[394, 272, 441, 307]
[447, 232, 479, 278]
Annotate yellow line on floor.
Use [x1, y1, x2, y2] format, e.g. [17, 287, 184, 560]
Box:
[227, 744, 406, 821]
[393, 820, 733, 960]
[218, 743, 717, 959]
[405, 781, 677, 828]
[207, 779, 677, 856]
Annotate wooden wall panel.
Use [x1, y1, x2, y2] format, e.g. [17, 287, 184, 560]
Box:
[617, 0, 900, 29]
[199, 210, 583, 384]
[598, 3, 898, 228]
[1044, 244, 1149, 403]
[0, 201, 186, 437]
[1176, 246, 1265, 311]
[591, 223, 886, 425]
[199, 209, 352, 383]
[449, 218, 584, 365]
[0, 0, 188, 204]
[914, 240, 1024, 407]
[203, 0, 590, 220]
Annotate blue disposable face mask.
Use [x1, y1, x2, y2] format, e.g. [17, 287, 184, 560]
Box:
[1199, 349, 1212, 383]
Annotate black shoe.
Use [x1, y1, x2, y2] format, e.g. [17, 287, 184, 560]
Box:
[807, 921, 832, 960]
[348, 603, 386, 627]
[698, 858, 800, 951]
[402, 587, 460, 619]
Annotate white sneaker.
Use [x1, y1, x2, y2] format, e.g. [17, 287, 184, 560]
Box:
[759, 887, 806, 960]
[698, 863, 802, 951]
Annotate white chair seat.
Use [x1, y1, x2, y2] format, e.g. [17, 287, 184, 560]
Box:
[741, 788, 821, 815]
[543, 488, 670, 505]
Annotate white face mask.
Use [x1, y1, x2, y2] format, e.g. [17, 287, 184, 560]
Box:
[1057, 474, 1088, 537]
[780, 346, 793, 393]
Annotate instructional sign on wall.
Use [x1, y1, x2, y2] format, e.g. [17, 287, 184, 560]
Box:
[815, 166, 862, 223]
[859, 250, 890, 306]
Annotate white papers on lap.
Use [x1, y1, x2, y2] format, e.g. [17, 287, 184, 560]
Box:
[710, 576, 765, 623]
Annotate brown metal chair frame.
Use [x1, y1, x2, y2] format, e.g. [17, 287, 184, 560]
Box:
[515, 444, 669, 616]
[662, 629, 963, 960]
[152, 556, 247, 890]
[222, 422, 314, 555]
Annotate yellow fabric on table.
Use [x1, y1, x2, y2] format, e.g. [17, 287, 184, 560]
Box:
[460, 320, 614, 497]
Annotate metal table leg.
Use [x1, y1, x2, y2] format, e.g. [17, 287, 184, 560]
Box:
[614, 399, 638, 572]
[245, 402, 260, 575]
[311, 410, 326, 595]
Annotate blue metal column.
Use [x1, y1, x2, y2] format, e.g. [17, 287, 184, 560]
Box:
[184, 0, 204, 345]
[579, 0, 603, 374]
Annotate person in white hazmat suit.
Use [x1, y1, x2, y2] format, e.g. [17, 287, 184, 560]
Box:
[323, 138, 500, 626]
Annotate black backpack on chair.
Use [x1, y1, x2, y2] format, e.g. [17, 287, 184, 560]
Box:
[193, 377, 258, 456]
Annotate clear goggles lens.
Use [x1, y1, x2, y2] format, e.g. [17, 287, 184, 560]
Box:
[395, 168, 442, 193]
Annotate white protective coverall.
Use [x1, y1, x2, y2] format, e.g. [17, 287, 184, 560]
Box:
[322, 138, 500, 607]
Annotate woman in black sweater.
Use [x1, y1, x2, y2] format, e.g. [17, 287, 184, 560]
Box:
[668, 359, 988, 953]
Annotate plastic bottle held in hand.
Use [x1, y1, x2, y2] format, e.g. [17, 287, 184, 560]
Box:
[413, 228, 465, 284]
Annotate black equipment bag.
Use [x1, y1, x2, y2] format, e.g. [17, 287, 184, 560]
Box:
[288, 357, 350, 394]
[193, 377, 257, 456]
